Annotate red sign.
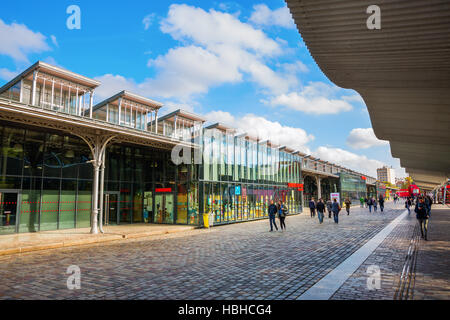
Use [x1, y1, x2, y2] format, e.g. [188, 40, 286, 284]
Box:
[361, 176, 366, 180]
[155, 188, 172, 193]
[288, 183, 304, 189]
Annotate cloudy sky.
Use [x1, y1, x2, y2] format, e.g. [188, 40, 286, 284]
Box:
[0, 0, 406, 178]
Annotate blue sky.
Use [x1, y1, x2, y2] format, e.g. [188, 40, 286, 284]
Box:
[0, 0, 406, 178]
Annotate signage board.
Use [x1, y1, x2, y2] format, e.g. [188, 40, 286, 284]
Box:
[330, 193, 340, 204]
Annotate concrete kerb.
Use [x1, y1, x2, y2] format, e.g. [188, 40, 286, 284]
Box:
[0, 226, 197, 257]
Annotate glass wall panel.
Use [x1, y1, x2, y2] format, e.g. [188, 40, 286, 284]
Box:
[188, 182, 199, 225]
[132, 183, 143, 223]
[0, 127, 25, 178]
[120, 184, 132, 223]
[23, 130, 44, 178]
[44, 134, 63, 178]
[177, 183, 188, 224]
[20, 177, 41, 233]
[40, 178, 60, 231]
[60, 179, 76, 229]
[76, 180, 91, 228]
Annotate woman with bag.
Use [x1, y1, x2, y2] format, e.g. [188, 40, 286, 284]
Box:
[278, 200, 288, 231]
[331, 198, 341, 224]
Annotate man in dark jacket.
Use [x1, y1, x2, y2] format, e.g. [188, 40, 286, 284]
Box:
[425, 195, 433, 217]
[309, 197, 316, 218]
[316, 199, 326, 224]
[268, 200, 278, 232]
[378, 195, 385, 213]
[331, 199, 341, 224]
[415, 197, 430, 240]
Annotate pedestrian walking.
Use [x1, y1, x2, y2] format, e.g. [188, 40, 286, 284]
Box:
[379, 195, 385, 212]
[309, 197, 316, 218]
[364, 197, 368, 208]
[415, 197, 430, 240]
[268, 200, 278, 232]
[344, 198, 351, 215]
[425, 195, 433, 217]
[367, 197, 373, 213]
[359, 196, 364, 208]
[316, 198, 325, 224]
[331, 199, 341, 224]
[326, 199, 332, 218]
[278, 200, 288, 231]
[373, 197, 378, 212]
[405, 197, 412, 215]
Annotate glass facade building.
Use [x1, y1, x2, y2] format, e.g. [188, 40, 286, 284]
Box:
[338, 172, 367, 203]
[0, 61, 377, 235]
[199, 126, 303, 225]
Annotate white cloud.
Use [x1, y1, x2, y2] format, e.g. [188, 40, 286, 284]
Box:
[143, 14, 156, 30]
[313, 146, 385, 177]
[204, 110, 314, 153]
[267, 82, 354, 115]
[94, 74, 139, 101]
[161, 4, 281, 56]
[50, 35, 58, 47]
[342, 94, 365, 104]
[0, 19, 51, 62]
[346, 128, 389, 149]
[95, 4, 299, 101]
[249, 4, 295, 29]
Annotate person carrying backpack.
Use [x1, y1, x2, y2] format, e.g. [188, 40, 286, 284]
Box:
[405, 197, 412, 215]
[344, 198, 351, 216]
[278, 200, 288, 231]
[326, 199, 333, 218]
[378, 195, 385, 213]
[316, 198, 326, 224]
[309, 198, 316, 218]
[268, 200, 278, 232]
[415, 197, 430, 240]
[367, 197, 373, 213]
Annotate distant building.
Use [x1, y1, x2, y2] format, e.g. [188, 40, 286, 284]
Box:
[377, 166, 396, 185]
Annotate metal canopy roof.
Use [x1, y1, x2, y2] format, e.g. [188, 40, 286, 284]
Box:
[0, 61, 101, 94]
[93, 91, 163, 111]
[158, 109, 206, 123]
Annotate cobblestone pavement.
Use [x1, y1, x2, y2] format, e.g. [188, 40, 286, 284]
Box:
[331, 204, 450, 300]
[331, 209, 415, 300]
[0, 203, 409, 300]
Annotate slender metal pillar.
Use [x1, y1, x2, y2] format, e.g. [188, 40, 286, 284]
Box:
[91, 161, 100, 234]
[316, 176, 322, 200]
[118, 98, 122, 125]
[98, 151, 106, 233]
[19, 79, 24, 103]
[31, 70, 38, 106]
[89, 91, 94, 118]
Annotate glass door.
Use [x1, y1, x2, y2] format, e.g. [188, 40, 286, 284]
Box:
[0, 190, 20, 235]
[154, 193, 174, 224]
[103, 192, 119, 225]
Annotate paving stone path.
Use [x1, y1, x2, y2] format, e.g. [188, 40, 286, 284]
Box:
[0, 202, 433, 300]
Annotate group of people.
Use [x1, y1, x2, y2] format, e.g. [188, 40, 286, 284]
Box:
[308, 197, 348, 224]
[267, 193, 434, 240]
[359, 195, 385, 213]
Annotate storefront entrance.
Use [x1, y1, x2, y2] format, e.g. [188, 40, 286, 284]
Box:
[0, 190, 20, 235]
[154, 193, 174, 224]
[103, 192, 119, 225]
